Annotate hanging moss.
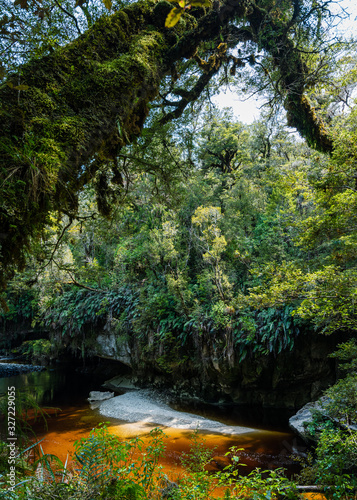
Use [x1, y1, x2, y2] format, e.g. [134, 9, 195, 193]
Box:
[246, 5, 333, 154]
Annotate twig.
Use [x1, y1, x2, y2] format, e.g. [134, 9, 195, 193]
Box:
[38, 217, 73, 274]
[54, 261, 103, 292]
[53, 0, 82, 35]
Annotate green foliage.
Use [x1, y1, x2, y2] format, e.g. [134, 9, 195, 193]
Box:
[180, 430, 215, 474]
[176, 433, 300, 499]
[324, 375, 357, 425]
[316, 427, 357, 478]
[42, 287, 137, 338]
[0, 111, 314, 364]
[330, 339, 357, 372]
[0, 288, 39, 323]
[296, 427, 357, 499]
[296, 338, 357, 498]
[13, 339, 52, 364]
[229, 468, 299, 499]
[240, 105, 357, 339]
[74, 425, 165, 495]
[1, 2, 357, 497]
[5, 421, 357, 499]
[0, 425, 168, 499]
[231, 305, 301, 362]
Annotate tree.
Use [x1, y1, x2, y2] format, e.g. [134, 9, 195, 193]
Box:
[0, 0, 346, 289]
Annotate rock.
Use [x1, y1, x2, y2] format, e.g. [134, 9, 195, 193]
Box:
[130, 327, 339, 410]
[290, 397, 357, 443]
[86, 312, 341, 410]
[103, 375, 138, 392]
[95, 334, 131, 366]
[88, 391, 114, 401]
[0, 362, 44, 378]
[289, 399, 327, 442]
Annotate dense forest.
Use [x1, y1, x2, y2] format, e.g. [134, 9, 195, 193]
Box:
[1, 0, 357, 498]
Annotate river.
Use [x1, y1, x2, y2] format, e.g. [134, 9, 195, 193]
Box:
[0, 360, 307, 477]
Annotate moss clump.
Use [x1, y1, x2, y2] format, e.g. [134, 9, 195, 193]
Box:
[285, 95, 333, 153]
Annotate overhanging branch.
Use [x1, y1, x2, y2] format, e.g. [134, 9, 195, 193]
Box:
[0, 0, 337, 288]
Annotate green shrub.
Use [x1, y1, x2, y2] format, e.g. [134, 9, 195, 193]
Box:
[14, 339, 52, 364]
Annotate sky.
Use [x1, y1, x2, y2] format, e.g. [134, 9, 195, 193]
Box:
[213, 89, 263, 124]
[213, 0, 357, 124]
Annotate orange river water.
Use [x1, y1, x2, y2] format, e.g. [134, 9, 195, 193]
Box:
[28, 404, 326, 500]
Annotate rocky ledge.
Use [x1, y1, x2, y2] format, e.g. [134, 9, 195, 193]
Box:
[0, 362, 44, 378]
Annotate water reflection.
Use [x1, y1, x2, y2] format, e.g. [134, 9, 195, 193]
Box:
[0, 363, 106, 406]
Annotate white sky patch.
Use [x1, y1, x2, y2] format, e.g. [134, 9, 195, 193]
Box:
[212, 88, 264, 124]
[333, 0, 357, 33]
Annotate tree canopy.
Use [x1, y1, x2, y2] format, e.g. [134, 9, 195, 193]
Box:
[0, 0, 347, 288]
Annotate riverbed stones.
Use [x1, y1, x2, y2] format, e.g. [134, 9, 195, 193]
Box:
[0, 362, 44, 378]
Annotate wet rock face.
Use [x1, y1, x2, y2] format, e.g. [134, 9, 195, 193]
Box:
[152, 334, 335, 410]
[95, 333, 132, 367]
[289, 397, 357, 442]
[92, 330, 338, 410]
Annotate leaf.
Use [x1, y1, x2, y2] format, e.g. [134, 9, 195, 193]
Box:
[165, 7, 183, 28]
[14, 84, 29, 91]
[6, 81, 13, 89]
[190, 0, 212, 6]
[178, 0, 185, 7]
[102, 0, 112, 10]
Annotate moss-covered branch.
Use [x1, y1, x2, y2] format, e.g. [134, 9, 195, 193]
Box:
[0, 0, 335, 288]
[245, 0, 333, 152]
[0, 0, 194, 287]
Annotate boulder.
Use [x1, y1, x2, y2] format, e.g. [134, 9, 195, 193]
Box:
[290, 397, 357, 443]
[88, 390, 114, 402]
[289, 399, 327, 442]
[103, 375, 138, 391]
[95, 333, 131, 366]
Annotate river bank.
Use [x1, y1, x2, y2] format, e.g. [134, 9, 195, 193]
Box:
[0, 359, 44, 377]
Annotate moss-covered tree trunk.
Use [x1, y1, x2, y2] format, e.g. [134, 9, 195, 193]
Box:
[0, 0, 333, 288]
